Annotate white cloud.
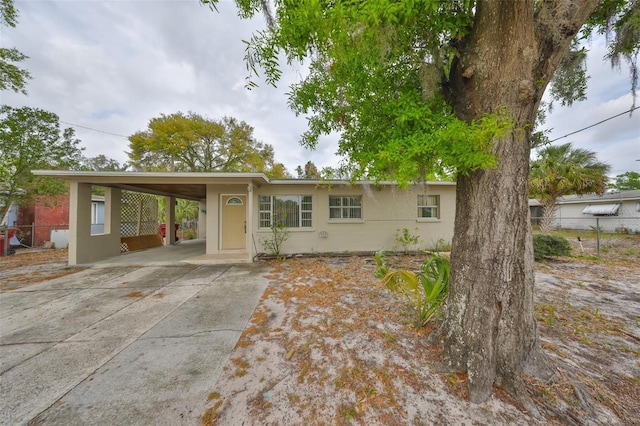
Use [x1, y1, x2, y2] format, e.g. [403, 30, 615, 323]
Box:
[543, 38, 640, 176]
[3, 1, 638, 177]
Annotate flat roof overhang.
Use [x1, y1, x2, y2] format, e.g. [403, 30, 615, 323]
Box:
[32, 170, 457, 200]
[31, 171, 272, 201]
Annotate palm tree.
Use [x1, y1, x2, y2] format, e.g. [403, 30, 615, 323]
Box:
[530, 143, 610, 232]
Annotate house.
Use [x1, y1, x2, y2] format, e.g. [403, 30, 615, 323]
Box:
[530, 189, 640, 233]
[32, 171, 457, 265]
[3, 192, 106, 248]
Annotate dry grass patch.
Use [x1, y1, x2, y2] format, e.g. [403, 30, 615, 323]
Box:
[202, 252, 639, 425]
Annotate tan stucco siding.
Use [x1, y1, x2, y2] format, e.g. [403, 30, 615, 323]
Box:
[252, 183, 456, 255]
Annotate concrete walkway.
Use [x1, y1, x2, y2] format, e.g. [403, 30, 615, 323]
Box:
[0, 262, 269, 425]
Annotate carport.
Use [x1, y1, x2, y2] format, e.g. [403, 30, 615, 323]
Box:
[32, 171, 269, 265]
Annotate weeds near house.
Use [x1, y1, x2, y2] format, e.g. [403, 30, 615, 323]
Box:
[394, 227, 421, 253]
[260, 220, 289, 260]
[374, 251, 450, 327]
[431, 237, 452, 252]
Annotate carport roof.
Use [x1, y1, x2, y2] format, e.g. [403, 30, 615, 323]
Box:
[32, 171, 271, 201]
[32, 170, 457, 201]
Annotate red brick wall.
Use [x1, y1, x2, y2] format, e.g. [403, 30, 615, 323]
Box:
[33, 194, 70, 246]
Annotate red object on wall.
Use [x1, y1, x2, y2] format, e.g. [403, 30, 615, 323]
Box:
[159, 223, 179, 239]
[0, 228, 16, 256]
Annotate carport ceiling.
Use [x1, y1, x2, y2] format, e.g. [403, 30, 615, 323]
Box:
[111, 183, 206, 200]
[31, 171, 271, 201]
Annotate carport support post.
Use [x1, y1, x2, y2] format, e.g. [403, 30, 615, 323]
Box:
[246, 183, 254, 261]
[596, 217, 600, 257]
[165, 196, 176, 245]
[68, 182, 92, 265]
[198, 200, 206, 239]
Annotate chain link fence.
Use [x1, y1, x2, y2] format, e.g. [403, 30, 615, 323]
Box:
[539, 216, 640, 235]
[532, 216, 640, 256]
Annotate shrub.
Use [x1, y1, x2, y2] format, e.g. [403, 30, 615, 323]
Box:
[260, 221, 289, 260]
[395, 227, 421, 253]
[374, 251, 450, 327]
[533, 234, 571, 260]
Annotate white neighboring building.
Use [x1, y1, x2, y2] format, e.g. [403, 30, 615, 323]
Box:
[551, 190, 640, 233]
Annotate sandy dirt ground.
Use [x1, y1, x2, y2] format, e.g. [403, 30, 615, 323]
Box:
[0, 249, 83, 292]
[1, 238, 638, 425]
[201, 237, 639, 425]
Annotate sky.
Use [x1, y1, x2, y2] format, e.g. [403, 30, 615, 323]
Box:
[2, 0, 639, 177]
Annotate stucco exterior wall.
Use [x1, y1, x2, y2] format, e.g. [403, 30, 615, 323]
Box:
[554, 200, 640, 233]
[251, 182, 456, 255]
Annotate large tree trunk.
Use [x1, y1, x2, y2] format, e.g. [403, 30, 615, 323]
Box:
[440, 0, 599, 408]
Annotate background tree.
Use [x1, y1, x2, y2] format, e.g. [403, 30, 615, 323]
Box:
[530, 143, 610, 232]
[82, 154, 129, 172]
[608, 171, 640, 190]
[1, 0, 31, 94]
[204, 0, 639, 408]
[295, 161, 321, 179]
[128, 112, 288, 177]
[0, 105, 84, 220]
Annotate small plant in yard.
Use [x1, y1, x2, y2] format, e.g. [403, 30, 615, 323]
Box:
[395, 227, 421, 253]
[374, 251, 450, 327]
[432, 237, 452, 252]
[260, 219, 290, 260]
[533, 234, 571, 260]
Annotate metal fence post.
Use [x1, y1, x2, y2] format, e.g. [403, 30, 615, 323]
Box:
[596, 217, 600, 257]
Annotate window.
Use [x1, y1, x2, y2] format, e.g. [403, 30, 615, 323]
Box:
[91, 202, 99, 224]
[259, 195, 312, 228]
[329, 196, 362, 219]
[418, 194, 440, 219]
[226, 197, 243, 205]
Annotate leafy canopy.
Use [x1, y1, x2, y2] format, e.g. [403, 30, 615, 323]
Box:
[0, 105, 84, 219]
[204, 0, 637, 186]
[82, 154, 129, 172]
[1, 0, 31, 94]
[128, 112, 289, 177]
[530, 142, 611, 205]
[608, 171, 640, 190]
[204, 0, 512, 185]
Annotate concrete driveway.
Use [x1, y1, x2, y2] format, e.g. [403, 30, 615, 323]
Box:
[0, 263, 269, 425]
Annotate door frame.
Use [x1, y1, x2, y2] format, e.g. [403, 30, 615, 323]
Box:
[219, 193, 247, 250]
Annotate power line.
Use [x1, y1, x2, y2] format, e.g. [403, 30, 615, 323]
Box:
[59, 120, 129, 138]
[549, 106, 639, 143]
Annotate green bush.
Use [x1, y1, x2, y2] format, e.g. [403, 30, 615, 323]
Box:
[374, 251, 450, 327]
[533, 234, 571, 260]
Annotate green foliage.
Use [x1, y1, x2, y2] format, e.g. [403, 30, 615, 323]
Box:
[530, 142, 610, 231]
[374, 251, 450, 327]
[549, 41, 589, 108]
[82, 155, 128, 172]
[530, 143, 610, 203]
[584, 0, 640, 98]
[156, 197, 199, 224]
[609, 171, 640, 191]
[128, 112, 289, 176]
[260, 220, 290, 259]
[204, 0, 514, 185]
[430, 238, 452, 252]
[0, 105, 84, 220]
[532, 234, 572, 260]
[295, 161, 321, 179]
[395, 228, 421, 253]
[1, 0, 31, 94]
